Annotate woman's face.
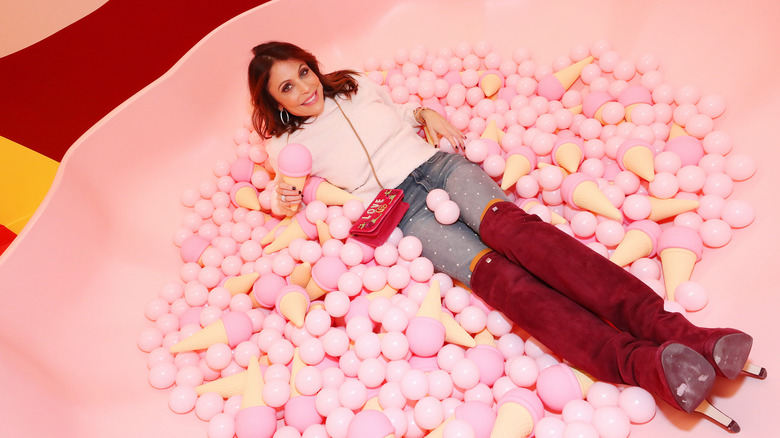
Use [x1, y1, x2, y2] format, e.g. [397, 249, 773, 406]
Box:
[267, 59, 324, 118]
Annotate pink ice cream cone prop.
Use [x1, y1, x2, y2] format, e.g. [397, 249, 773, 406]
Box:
[259, 217, 291, 245]
[582, 91, 616, 124]
[479, 69, 505, 98]
[518, 198, 567, 225]
[170, 311, 253, 353]
[617, 139, 656, 182]
[347, 409, 396, 438]
[222, 272, 260, 296]
[465, 329, 504, 386]
[344, 285, 399, 323]
[664, 133, 705, 166]
[481, 118, 505, 144]
[440, 311, 477, 348]
[647, 196, 700, 222]
[561, 173, 623, 221]
[264, 212, 318, 254]
[252, 272, 288, 308]
[610, 220, 662, 267]
[196, 368, 247, 397]
[490, 388, 545, 438]
[657, 226, 703, 301]
[428, 400, 496, 438]
[305, 256, 347, 300]
[231, 156, 263, 183]
[235, 357, 277, 438]
[536, 56, 594, 101]
[552, 137, 584, 174]
[405, 280, 446, 357]
[289, 261, 312, 287]
[180, 235, 211, 265]
[618, 85, 653, 123]
[536, 363, 595, 412]
[500, 146, 537, 190]
[316, 220, 332, 244]
[278, 143, 313, 211]
[230, 182, 261, 210]
[284, 395, 322, 433]
[302, 176, 360, 206]
[275, 285, 311, 328]
[668, 122, 687, 140]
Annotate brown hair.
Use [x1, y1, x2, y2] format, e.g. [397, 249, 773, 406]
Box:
[248, 41, 359, 138]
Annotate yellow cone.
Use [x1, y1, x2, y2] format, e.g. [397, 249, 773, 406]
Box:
[241, 357, 266, 409]
[668, 123, 687, 140]
[441, 312, 477, 348]
[554, 56, 594, 90]
[554, 142, 583, 174]
[610, 229, 654, 267]
[196, 370, 248, 397]
[315, 182, 361, 206]
[426, 415, 454, 438]
[416, 280, 442, 319]
[235, 186, 261, 211]
[290, 349, 305, 397]
[305, 277, 328, 301]
[568, 104, 583, 115]
[278, 289, 309, 328]
[289, 262, 312, 288]
[260, 217, 291, 245]
[521, 200, 566, 225]
[501, 154, 533, 191]
[481, 119, 504, 144]
[366, 284, 399, 300]
[572, 367, 596, 397]
[659, 248, 698, 301]
[264, 219, 308, 254]
[480, 73, 503, 97]
[474, 328, 497, 347]
[316, 220, 332, 245]
[647, 197, 699, 222]
[622, 146, 655, 182]
[572, 180, 622, 221]
[224, 272, 260, 296]
[490, 403, 534, 438]
[170, 319, 229, 353]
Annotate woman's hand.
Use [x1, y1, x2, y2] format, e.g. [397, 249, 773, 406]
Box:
[419, 108, 466, 152]
[275, 181, 303, 216]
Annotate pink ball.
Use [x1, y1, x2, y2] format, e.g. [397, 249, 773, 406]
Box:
[169, 385, 198, 414]
[699, 219, 732, 248]
[595, 220, 625, 247]
[618, 386, 657, 424]
[720, 199, 755, 228]
[426, 189, 451, 211]
[724, 153, 757, 181]
[507, 355, 540, 388]
[702, 172, 734, 198]
[674, 281, 709, 312]
[450, 358, 481, 391]
[702, 131, 733, 155]
[676, 165, 706, 193]
[435, 200, 461, 225]
[647, 172, 679, 199]
[586, 381, 620, 407]
[621, 195, 651, 221]
[591, 406, 631, 438]
[684, 114, 714, 139]
[414, 396, 445, 430]
[562, 399, 595, 423]
[570, 211, 598, 238]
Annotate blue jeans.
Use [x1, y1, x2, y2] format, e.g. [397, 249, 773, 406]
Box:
[395, 151, 510, 287]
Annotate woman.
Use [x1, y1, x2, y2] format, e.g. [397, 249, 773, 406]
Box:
[248, 41, 762, 430]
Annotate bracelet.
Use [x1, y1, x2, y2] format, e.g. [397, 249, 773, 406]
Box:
[413, 106, 430, 125]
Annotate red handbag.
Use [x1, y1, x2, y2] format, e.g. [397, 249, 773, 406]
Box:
[349, 188, 409, 247]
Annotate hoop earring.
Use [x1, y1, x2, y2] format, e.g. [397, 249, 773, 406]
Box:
[280, 108, 291, 125]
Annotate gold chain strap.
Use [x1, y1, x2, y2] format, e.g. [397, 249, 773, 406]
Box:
[335, 100, 385, 190]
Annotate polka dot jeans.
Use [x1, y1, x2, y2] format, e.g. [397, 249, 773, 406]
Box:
[394, 151, 510, 287]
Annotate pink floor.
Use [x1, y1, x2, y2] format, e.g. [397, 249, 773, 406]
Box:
[1, 1, 778, 437]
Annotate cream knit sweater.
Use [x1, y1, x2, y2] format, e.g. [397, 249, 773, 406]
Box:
[265, 74, 437, 206]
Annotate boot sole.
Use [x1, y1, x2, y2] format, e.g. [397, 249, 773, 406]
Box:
[713, 333, 753, 379]
[660, 343, 716, 413]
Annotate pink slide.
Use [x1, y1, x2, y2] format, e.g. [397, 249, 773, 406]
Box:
[1, 1, 778, 437]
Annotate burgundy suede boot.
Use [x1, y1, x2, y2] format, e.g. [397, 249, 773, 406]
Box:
[478, 200, 757, 379]
[469, 251, 716, 413]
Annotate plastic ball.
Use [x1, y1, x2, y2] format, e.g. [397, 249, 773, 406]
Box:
[169, 385, 198, 414]
[591, 406, 631, 438]
[586, 381, 621, 407]
[435, 200, 461, 225]
[535, 416, 566, 438]
[563, 420, 599, 438]
[673, 281, 709, 312]
[562, 399, 595, 423]
[617, 386, 656, 424]
[699, 219, 732, 248]
[720, 199, 755, 228]
[724, 153, 757, 181]
[427, 189, 451, 211]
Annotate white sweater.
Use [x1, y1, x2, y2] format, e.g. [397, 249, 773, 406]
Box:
[265, 74, 437, 206]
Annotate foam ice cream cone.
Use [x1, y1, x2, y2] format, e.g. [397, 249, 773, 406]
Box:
[366, 284, 398, 300]
[618, 85, 652, 123]
[481, 118, 505, 144]
[289, 262, 312, 288]
[668, 122, 687, 140]
[568, 104, 583, 115]
[490, 388, 544, 438]
[260, 217, 291, 245]
[180, 235, 211, 265]
[347, 409, 396, 438]
[289, 349, 306, 397]
[235, 357, 277, 438]
[657, 226, 703, 301]
[647, 197, 700, 222]
[264, 212, 318, 254]
[196, 369, 248, 397]
[316, 220, 332, 245]
[276, 285, 310, 328]
[440, 311, 477, 348]
[609, 220, 662, 267]
[479, 70, 505, 98]
[536, 56, 594, 101]
[582, 91, 615, 124]
[170, 311, 253, 353]
[302, 176, 360, 206]
[223, 272, 260, 296]
[278, 143, 313, 212]
[561, 173, 622, 221]
[416, 280, 442, 319]
[552, 137, 584, 174]
[230, 182, 261, 211]
[466, 329, 504, 386]
[252, 273, 288, 309]
[231, 156, 262, 183]
[617, 139, 656, 182]
[305, 256, 347, 300]
[500, 146, 536, 190]
[571, 367, 596, 396]
[518, 198, 566, 225]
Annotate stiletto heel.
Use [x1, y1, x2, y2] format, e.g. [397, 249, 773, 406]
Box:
[695, 400, 740, 433]
[742, 362, 767, 379]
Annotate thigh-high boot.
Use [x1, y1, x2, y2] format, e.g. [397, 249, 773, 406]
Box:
[478, 200, 758, 379]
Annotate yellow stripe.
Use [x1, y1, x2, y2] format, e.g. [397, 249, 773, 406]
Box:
[0, 136, 59, 233]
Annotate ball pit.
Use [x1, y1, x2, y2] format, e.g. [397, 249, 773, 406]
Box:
[1, 1, 779, 437]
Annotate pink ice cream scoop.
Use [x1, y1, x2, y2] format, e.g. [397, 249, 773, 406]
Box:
[561, 172, 623, 221]
[618, 85, 653, 123]
[657, 225, 704, 301]
[536, 56, 594, 101]
[305, 255, 348, 300]
[231, 156, 259, 183]
[616, 138, 656, 182]
[491, 388, 546, 437]
[536, 363, 594, 413]
[582, 91, 616, 122]
[664, 135, 705, 167]
[252, 272, 289, 308]
[284, 395, 322, 434]
[180, 235, 211, 264]
[347, 409, 395, 438]
[278, 143, 312, 179]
